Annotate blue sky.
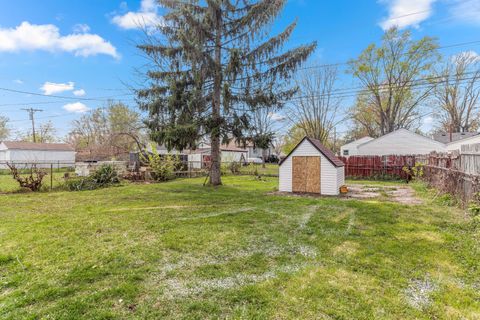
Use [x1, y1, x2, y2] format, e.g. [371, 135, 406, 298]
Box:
[0, 0, 479, 138]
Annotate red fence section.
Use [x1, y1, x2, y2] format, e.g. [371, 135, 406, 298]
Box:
[338, 155, 417, 179]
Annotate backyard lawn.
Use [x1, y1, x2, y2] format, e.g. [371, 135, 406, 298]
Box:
[0, 176, 479, 319]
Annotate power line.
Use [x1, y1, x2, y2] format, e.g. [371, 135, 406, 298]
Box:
[0, 87, 134, 102]
[283, 74, 480, 103]
[298, 40, 480, 71]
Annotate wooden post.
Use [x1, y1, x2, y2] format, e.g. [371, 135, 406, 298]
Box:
[50, 163, 53, 191]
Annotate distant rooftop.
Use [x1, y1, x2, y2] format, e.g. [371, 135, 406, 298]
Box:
[0, 141, 75, 151]
[432, 132, 479, 144]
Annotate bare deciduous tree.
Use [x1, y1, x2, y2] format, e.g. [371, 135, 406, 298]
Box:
[68, 101, 144, 160]
[0, 116, 9, 141]
[349, 27, 440, 135]
[250, 106, 278, 167]
[286, 66, 344, 147]
[17, 121, 57, 143]
[432, 51, 480, 132]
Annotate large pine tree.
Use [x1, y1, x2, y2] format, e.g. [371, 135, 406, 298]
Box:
[137, 0, 316, 185]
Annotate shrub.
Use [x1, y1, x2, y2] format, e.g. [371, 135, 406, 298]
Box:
[144, 145, 180, 182]
[469, 192, 480, 216]
[402, 162, 424, 181]
[65, 164, 120, 191]
[7, 163, 47, 192]
[90, 164, 120, 186]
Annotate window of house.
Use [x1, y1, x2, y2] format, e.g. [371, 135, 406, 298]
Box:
[343, 149, 349, 156]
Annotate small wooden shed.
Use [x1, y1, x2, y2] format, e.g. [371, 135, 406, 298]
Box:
[279, 137, 345, 195]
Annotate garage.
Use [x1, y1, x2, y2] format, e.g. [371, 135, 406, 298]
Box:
[0, 141, 75, 169]
[279, 137, 345, 195]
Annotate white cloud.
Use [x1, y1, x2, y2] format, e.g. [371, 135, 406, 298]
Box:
[73, 23, 91, 33]
[450, 0, 480, 25]
[40, 81, 75, 95]
[13, 79, 23, 84]
[112, 0, 162, 30]
[379, 0, 437, 30]
[63, 102, 89, 113]
[0, 21, 119, 59]
[268, 112, 286, 122]
[73, 89, 86, 97]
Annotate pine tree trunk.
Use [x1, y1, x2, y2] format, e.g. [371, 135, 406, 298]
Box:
[210, 133, 222, 185]
[209, 7, 223, 186]
[262, 149, 267, 169]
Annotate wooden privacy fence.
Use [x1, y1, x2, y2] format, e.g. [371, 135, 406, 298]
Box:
[338, 155, 416, 179]
[340, 145, 480, 205]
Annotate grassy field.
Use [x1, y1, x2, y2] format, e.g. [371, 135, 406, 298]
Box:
[0, 176, 479, 319]
[0, 172, 69, 193]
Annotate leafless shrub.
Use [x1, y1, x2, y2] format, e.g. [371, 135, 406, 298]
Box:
[6, 163, 47, 192]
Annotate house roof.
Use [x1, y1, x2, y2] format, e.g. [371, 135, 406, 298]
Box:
[1, 141, 75, 151]
[433, 132, 479, 144]
[445, 133, 480, 146]
[279, 137, 344, 167]
[357, 128, 446, 149]
[341, 136, 374, 149]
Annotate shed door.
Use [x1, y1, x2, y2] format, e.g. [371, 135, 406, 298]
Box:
[292, 156, 321, 193]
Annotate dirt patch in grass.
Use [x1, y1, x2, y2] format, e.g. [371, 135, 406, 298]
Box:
[346, 184, 423, 205]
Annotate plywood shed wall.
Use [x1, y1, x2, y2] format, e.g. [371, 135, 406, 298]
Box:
[279, 137, 345, 196]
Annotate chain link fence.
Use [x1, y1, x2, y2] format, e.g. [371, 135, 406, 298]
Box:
[0, 160, 280, 193]
[0, 161, 75, 192]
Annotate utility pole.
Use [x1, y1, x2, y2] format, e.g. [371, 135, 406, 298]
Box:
[21, 108, 43, 143]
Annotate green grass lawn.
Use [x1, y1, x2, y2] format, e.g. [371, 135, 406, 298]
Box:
[0, 170, 72, 193]
[0, 176, 479, 319]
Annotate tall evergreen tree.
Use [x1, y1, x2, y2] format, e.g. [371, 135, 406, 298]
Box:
[137, 0, 316, 185]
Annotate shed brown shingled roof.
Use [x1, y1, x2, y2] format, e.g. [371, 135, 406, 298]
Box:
[1, 141, 75, 151]
[279, 137, 344, 167]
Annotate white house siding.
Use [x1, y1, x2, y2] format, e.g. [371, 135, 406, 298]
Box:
[188, 150, 247, 169]
[247, 146, 272, 159]
[336, 166, 345, 189]
[446, 135, 480, 152]
[357, 129, 446, 156]
[222, 151, 247, 163]
[188, 153, 203, 169]
[0, 149, 75, 169]
[340, 137, 374, 156]
[279, 139, 339, 195]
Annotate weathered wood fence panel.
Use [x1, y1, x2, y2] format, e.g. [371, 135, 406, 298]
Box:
[460, 144, 480, 175]
[340, 143, 480, 205]
[338, 155, 416, 179]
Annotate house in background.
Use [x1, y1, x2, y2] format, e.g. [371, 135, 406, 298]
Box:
[340, 129, 446, 156]
[433, 132, 479, 144]
[357, 129, 447, 155]
[340, 136, 374, 156]
[444, 134, 480, 152]
[188, 141, 248, 168]
[0, 141, 75, 169]
[245, 142, 273, 160]
[279, 136, 345, 195]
